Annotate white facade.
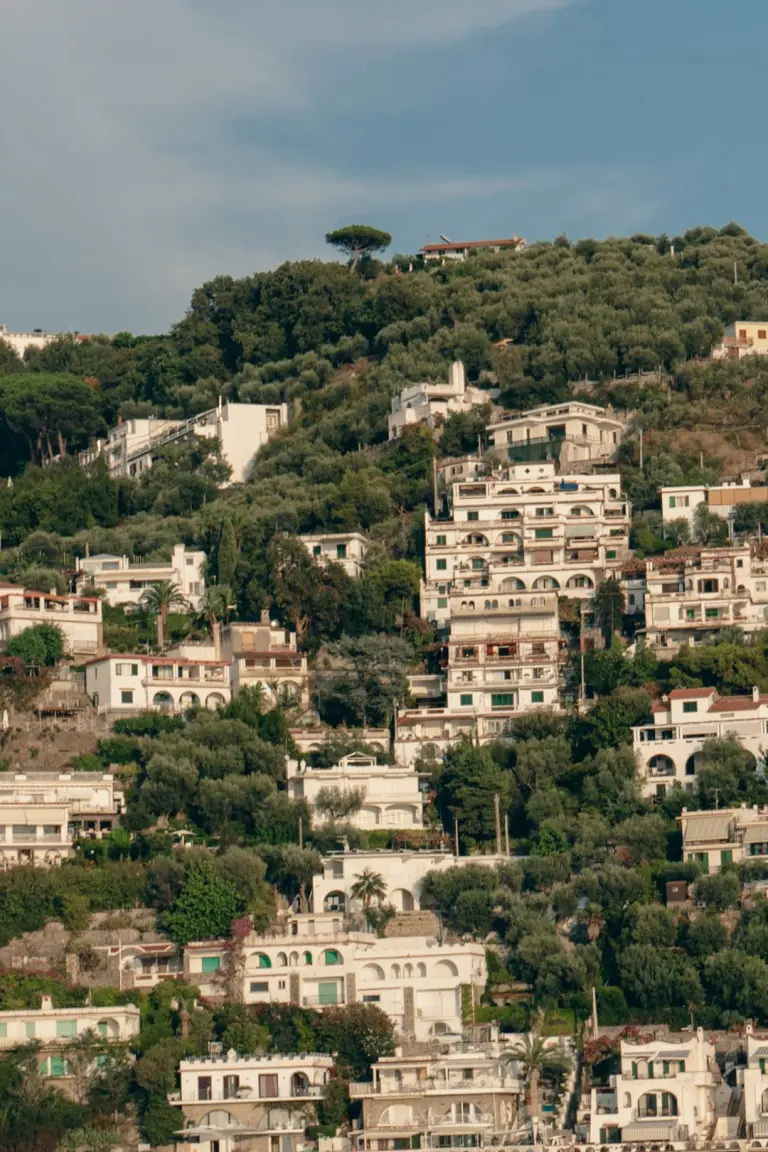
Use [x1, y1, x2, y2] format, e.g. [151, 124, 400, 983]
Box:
[0, 325, 59, 358]
[677, 804, 768, 874]
[742, 1028, 768, 1137]
[643, 546, 768, 654]
[82, 402, 289, 484]
[75, 544, 206, 609]
[712, 321, 768, 361]
[487, 401, 627, 471]
[0, 772, 123, 869]
[300, 533, 368, 578]
[632, 686, 768, 799]
[221, 618, 309, 706]
[85, 653, 231, 714]
[170, 1052, 334, 1152]
[661, 480, 768, 530]
[286, 753, 425, 830]
[388, 361, 494, 440]
[0, 584, 103, 658]
[422, 462, 629, 626]
[313, 850, 511, 915]
[588, 1029, 716, 1144]
[185, 914, 486, 1041]
[0, 996, 139, 1080]
[420, 236, 526, 262]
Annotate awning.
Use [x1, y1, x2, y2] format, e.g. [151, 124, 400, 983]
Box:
[621, 1120, 678, 1142]
[753, 1046, 768, 1058]
[743, 824, 768, 844]
[656, 1049, 691, 1060]
[680, 812, 733, 841]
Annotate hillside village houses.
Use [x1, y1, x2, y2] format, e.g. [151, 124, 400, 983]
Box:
[419, 235, 527, 262]
[0, 772, 124, 868]
[285, 753, 425, 831]
[185, 912, 486, 1041]
[632, 686, 768, 799]
[712, 321, 768, 361]
[84, 652, 231, 715]
[660, 478, 768, 531]
[678, 805, 768, 874]
[300, 532, 368, 578]
[486, 400, 628, 471]
[220, 617, 310, 706]
[388, 361, 496, 440]
[74, 543, 206, 609]
[0, 995, 140, 1081]
[78, 400, 290, 484]
[0, 583, 103, 657]
[170, 1051, 335, 1152]
[740, 1025, 768, 1138]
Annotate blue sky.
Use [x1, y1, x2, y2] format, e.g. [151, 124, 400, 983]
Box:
[1, 0, 765, 334]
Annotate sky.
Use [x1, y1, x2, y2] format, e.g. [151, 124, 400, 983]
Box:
[1, 0, 766, 335]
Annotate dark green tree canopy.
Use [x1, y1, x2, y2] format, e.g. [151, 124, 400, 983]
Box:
[325, 224, 392, 267]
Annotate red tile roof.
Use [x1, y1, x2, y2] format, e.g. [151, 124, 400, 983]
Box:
[668, 687, 717, 699]
[421, 237, 523, 253]
[710, 696, 768, 712]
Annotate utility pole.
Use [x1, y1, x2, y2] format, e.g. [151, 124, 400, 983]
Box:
[639, 427, 644, 470]
[504, 812, 510, 856]
[451, 810, 460, 857]
[432, 456, 439, 517]
[298, 816, 303, 849]
[493, 792, 502, 855]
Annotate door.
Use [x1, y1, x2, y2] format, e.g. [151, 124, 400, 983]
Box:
[318, 981, 339, 1005]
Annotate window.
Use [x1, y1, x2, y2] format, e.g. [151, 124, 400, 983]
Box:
[531, 691, 544, 703]
[669, 496, 676, 508]
[460, 694, 473, 706]
[534, 507, 554, 517]
[737, 558, 744, 568]
[606, 550, 616, 560]
[436, 534, 447, 546]
[471, 558, 484, 570]
[25, 1022, 35, 1038]
[303, 952, 312, 965]
[43, 825, 61, 836]
[250, 981, 269, 993]
[491, 693, 513, 707]
[362, 994, 381, 1003]
[318, 982, 339, 1005]
[467, 511, 479, 521]
[0, 1023, 6, 1038]
[760, 330, 767, 340]
[201, 956, 221, 973]
[682, 701, 698, 713]
[115, 663, 138, 676]
[436, 559, 447, 571]
[43, 1056, 71, 1078]
[705, 608, 719, 619]
[312, 545, 321, 556]
[120, 690, 134, 705]
[336, 544, 347, 559]
[97, 1022, 108, 1038]
[437, 598, 448, 609]
[257, 954, 272, 968]
[534, 528, 553, 539]
[56, 1021, 77, 1038]
[324, 949, 342, 965]
[278, 980, 286, 990]
[501, 510, 519, 520]
[259, 1074, 279, 1098]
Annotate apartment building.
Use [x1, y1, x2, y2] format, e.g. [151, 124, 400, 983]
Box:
[588, 1028, 717, 1144]
[632, 686, 768, 799]
[487, 402, 627, 471]
[0, 771, 123, 869]
[170, 1051, 334, 1152]
[712, 321, 768, 361]
[742, 1026, 768, 1137]
[676, 804, 768, 874]
[388, 361, 494, 440]
[75, 544, 206, 609]
[0, 324, 61, 357]
[312, 849, 510, 915]
[286, 753, 425, 830]
[643, 546, 768, 653]
[185, 914, 486, 1041]
[420, 236, 526, 262]
[661, 479, 768, 531]
[80, 401, 290, 484]
[422, 461, 629, 626]
[0, 995, 139, 1081]
[300, 532, 368, 578]
[221, 618, 309, 706]
[85, 653, 231, 714]
[0, 584, 103, 658]
[350, 1037, 526, 1152]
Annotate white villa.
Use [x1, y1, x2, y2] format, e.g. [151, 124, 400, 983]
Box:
[185, 913, 486, 1041]
[300, 532, 368, 578]
[79, 401, 290, 484]
[0, 996, 140, 1081]
[0, 771, 124, 869]
[660, 480, 768, 531]
[170, 1052, 334, 1152]
[487, 401, 627, 471]
[712, 321, 768, 361]
[0, 584, 103, 658]
[75, 544, 206, 609]
[221, 618, 309, 707]
[742, 1025, 768, 1138]
[631, 686, 768, 799]
[388, 361, 494, 440]
[588, 1028, 717, 1145]
[678, 805, 768, 874]
[285, 753, 425, 830]
[84, 653, 231, 714]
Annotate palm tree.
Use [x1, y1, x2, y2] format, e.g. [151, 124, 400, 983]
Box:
[140, 580, 188, 649]
[350, 869, 387, 926]
[579, 902, 605, 943]
[502, 1028, 571, 1137]
[198, 584, 234, 657]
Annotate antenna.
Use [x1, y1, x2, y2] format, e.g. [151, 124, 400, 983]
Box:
[439, 234, 452, 244]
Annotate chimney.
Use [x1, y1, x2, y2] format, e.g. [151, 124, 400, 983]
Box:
[449, 360, 466, 396]
[260, 610, 270, 626]
[754, 686, 760, 703]
[40, 995, 54, 1011]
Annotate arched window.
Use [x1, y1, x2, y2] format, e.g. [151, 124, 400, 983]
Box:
[403, 963, 413, 977]
[323, 949, 342, 966]
[434, 959, 459, 977]
[256, 953, 271, 969]
[303, 951, 312, 965]
[648, 754, 675, 777]
[276, 952, 288, 967]
[392, 963, 401, 978]
[417, 963, 427, 977]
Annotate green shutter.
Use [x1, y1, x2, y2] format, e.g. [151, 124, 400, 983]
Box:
[318, 982, 339, 1005]
[647, 1061, 654, 1078]
[201, 956, 221, 973]
[490, 693, 513, 707]
[56, 1020, 77, 1038]
[258, 954, 272, 968]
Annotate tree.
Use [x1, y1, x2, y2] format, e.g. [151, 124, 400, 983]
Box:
[435, 741, 513, 850]
[693, 503, 729, 546]
[592, 577, 626, 646]
[198, 584, 234, 653]
[694, 870, 741, 911]
[217, 517, 238, 587]
[350, 869, 387, 926]
[317, 634, 411, 727]
[502, 1028, 570, 1135]
[164, 859, 244, 944]
[6, 623, 64, 666]
[139, 580, 188, 649]
[268, 846, 323, 913]
[314, 785, 366, 822]
[325, 225, 392, 270]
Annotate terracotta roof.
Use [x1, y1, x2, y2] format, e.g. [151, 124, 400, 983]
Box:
[421, 237, 523, 253]
[710, 696, 768, 712]
[668, 687, 717, 699]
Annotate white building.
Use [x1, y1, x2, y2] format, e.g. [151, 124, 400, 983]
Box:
[313, 849, 511, 915]
[422, 461, 629, 626]
[286, 753, 425, 830]
[420, 236, 526, 262]
[643, 546, 768, 654]
[677, 804, 768, 874]
[81, 401, 290, 484]
[0, 325, 60, 358]
[170, 1051, 334, 1152]
[0, 584, 103, 658]
[350, 1036, 526, 1152]
[0, 995, 140, 1081]
[388, 361, 494, 440]
[185, 913, 486, 1041]
[632, 686, 768, 799]
[300, 532, 368, 578]
[588, 1028, 717, 1144]
[221, 618, 309, 706]
[84, 653, 231, 714]
[487, 401, 627, 472]
[74, 544, 206, 609]
[742, 1026, 768, 1137]
[712, 321, 768, 361]
[661, 479, 768, 531]
[0, 772, 123, 869]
